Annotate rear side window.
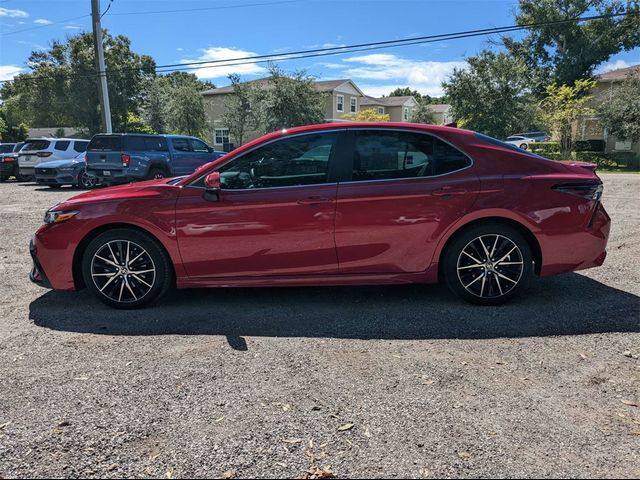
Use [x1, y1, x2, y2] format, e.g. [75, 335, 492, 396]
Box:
[350, 130, 471, 181]
[73, 141, 89, 153]
[55, 140, 71, 151]
[22, 140, 51, 151]
[145, 137, 168, 152]
[88, 136, 122, 151]
[172, 138, 192, 152]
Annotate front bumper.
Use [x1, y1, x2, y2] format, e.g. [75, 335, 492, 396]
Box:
[29, 238, 52, 289]
[35, 169, 78, 186]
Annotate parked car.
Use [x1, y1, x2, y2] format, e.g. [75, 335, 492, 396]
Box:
[35, 152, 97, 189]
[30, 123, 610, 309]
[504, 135, 535, 150]
[85, 134, 225, 185]
[0, 142, 25, 182]
[513, 131, 551, 142]
[18, 138, 89, 179]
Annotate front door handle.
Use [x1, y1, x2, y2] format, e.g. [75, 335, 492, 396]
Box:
[297, 196, 333, 206]
[432, 186, 467, 196]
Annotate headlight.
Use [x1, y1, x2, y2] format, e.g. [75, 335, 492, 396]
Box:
[44, 210, 79, 224]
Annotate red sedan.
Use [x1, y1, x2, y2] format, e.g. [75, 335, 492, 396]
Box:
[30, 123, 610, 308]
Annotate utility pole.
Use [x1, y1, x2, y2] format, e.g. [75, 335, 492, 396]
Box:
[91, 0, 112, 133]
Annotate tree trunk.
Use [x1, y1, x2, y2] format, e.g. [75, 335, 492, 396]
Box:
[560, 124, 573, 159]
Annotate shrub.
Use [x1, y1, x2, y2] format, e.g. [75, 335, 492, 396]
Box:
[574, 139, 605, 152]
[529, 141, 560, 154]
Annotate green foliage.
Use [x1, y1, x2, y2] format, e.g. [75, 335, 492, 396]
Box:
[343, 108, 390, 122]
[411, 102, 437, 124]
[124, 112, 155, 134]
[142, 72, 212, 137]
[542, 79, 596, 157]
[574, 151, 640, 170]
[504, 0, 640, 87]
[254, 64, 326, 134]
[443, 50, 543, 138]
[598, 72, 640, 143]
[529, 141, 561, 153]
[389, 87, 428, 103]
[0, 31, 156, 135]
[223, 73, 258, 145]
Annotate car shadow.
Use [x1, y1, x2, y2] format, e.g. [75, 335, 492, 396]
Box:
[30, 272, 639, 343]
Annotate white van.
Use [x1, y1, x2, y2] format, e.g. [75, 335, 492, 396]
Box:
[18, 138, 89, 179]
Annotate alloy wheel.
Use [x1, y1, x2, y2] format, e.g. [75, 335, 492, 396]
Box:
[80, 170, 97, 189]
[456, 234, 524, 299]
[90, 240, 156, 304]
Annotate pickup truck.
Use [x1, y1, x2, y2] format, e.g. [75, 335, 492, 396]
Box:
[85, 133, 225, 185]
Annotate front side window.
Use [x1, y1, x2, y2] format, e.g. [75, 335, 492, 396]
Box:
[217, 133, 337, 189]
[350, 97, 357, 113]
[190, 138, 210, 152]
[336, 95, 344, 113]
[214, 129, 229, 146]
[351, 130, 471, 182]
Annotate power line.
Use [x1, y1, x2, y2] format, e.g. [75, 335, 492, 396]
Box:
[1, 10, 637, 85]
[0, 14, 90, 37]
[104, 0, 301, 16]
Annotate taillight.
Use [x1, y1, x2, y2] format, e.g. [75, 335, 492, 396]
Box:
[36, 151, 52, 158]
[121, 154, 130, 167]
[552, 182, 603, 201]
[3, 156, 17, 163]
[84, 152, 88, 164]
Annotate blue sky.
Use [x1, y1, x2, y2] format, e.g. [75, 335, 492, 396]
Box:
[1, 0, 639, 97]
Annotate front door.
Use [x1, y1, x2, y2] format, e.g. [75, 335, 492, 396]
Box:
[335, 129, 480, 273]
[175, 131, 344, 279]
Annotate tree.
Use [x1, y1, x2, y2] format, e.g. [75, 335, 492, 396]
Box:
[443, 50, 542, 138]
[389, 87, 426, 103]
[542, 79, 597, 157]
[124, 112, 155, 134]
[504, 0, 640, 87]
[411, 103, 437, 124]
[343, 108, 390, 122]
[598, 72, 640, 143]
[142, 78, 166, 134]
[166, 83, 209, 137]
[223, 73, 258, 145]
[254, 64, 326, 133]
[0, 31, 156, 135]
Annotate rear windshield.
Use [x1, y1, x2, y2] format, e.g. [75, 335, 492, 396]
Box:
[0, 144, 15, 154]
[22, 140, 51, 151]
[475, 133, 549, 160]
[88, 135, 122, 151]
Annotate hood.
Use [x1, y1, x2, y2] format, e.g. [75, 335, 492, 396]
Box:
[58, 177, 174, 208]
[37, 159, 82, 169]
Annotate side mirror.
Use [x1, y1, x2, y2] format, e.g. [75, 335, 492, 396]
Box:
[204, 171, 221, 190]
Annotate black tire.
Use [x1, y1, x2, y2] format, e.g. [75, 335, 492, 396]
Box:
[147, 167, 168, 180]
[77, 169, 97, 189]
[442, 222, 533, 305]
[519, 143, 528, 150]
[81, 228, 173, 309]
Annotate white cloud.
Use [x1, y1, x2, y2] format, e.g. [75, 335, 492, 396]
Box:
[33, 18, 52, 25]
[596, 59, 637, 74]
[0, 7, 28, 18]
[341, 53, 466, 97]
[182, 47, 266, 79]
[0, 65, 24, 81]
[64, 24, 83, 30]
[317, 62, 344, 69]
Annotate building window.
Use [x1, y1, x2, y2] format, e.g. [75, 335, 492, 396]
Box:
[403, 107, 409, 121]
[214, 128, 229, 146]
[377, 106, 385, 115]
[336, 95, 344, 113]
[350, 97, 357, 113]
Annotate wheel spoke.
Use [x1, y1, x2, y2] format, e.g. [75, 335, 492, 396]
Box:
[99, 273, 119, 292]
[478, 236, 491, 260]
[495, 246, 518, 265]
[462, 250, 482, 264]
[95, 255, 118, 268]
[132, 273, 152, 288]
[498, 261, 523, 266]
[124, 278, 137, 300]
[129, 268, 154, 274]
[464, 274, 484, 289]
[458, 264, 484, 270]
[494, 274, 504, 295]
[117, 280, 125, 302]
[107, 243, 119, 265]
[480, 274, 486, 297]
[490, 235, 499, 259]
[92, 272, 117, 277]
[495, 271, 518, 284]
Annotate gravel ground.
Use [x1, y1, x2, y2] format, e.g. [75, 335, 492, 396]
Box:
[0, 175, 638, 479]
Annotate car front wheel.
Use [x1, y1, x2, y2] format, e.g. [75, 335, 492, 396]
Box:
[443, 223, 533, 305]
[81, 229, 173, 309]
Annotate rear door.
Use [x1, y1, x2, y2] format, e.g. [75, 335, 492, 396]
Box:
[335, 129, 480, 274]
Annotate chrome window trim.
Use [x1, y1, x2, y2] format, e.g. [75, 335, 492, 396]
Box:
[186, 126, 475, 190]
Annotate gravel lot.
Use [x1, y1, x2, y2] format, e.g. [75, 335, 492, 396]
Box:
[0, 175, 639, 479]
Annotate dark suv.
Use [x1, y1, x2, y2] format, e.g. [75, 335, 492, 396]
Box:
[85, 134, 225, 185]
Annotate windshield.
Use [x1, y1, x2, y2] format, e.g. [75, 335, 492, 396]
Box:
[475, 133, 549, 160]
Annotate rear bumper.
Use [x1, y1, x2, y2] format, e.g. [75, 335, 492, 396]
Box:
[539, 202, 611, 276]
[87, 167, 145, 184]
[29, 238, 52, 289]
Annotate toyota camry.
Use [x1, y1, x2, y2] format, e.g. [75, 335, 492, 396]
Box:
[29, 123, 610, 308]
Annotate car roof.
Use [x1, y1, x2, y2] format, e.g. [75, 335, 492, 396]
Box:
[24, 137, 88, 141]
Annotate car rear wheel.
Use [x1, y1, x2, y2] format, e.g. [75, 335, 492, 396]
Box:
[147, 167, 167, 180]
[519, 143, 528, 150]
[443, 223, 533, 305]
[82, 229, 173, 309]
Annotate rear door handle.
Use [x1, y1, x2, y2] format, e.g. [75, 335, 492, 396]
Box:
[432, 186, 467, 196]
[297, 196, 333, 206]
